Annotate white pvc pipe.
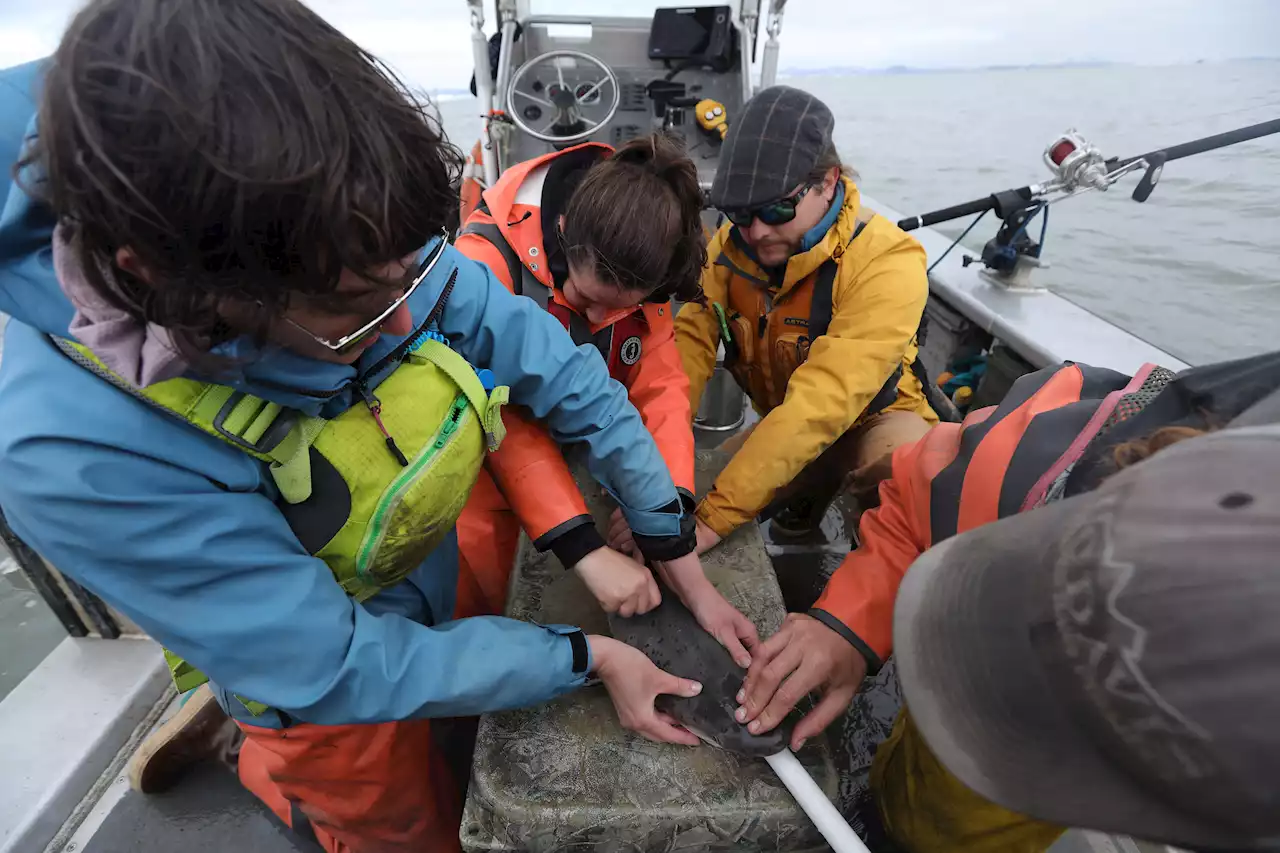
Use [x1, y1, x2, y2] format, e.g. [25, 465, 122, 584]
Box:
[765, 749, 872, 853]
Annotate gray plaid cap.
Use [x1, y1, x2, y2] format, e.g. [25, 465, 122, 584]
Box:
[708, 85, 834, 211]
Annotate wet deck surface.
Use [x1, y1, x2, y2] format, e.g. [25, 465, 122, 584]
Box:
[0, 547, 68, 702]
[462, 448, 839, 852]
[81, 762, 310, 853]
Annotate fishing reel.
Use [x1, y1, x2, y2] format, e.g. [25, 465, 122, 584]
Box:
[1043, 131, 1109, 192]
[1041, 129, 1166, 203]
[964, 130, 1166, 287]
[905, 117, 1279, 288]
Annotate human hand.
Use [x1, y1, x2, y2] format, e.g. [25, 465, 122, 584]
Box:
[737, 613, 867, 750]
[605, 507, 639, 558]
[574, 547, 660, 617]
[588, 635, 703, 746]
[656, 552, 758, 668]
[695, 519, 722, 555]
[681, 581, 759, 669]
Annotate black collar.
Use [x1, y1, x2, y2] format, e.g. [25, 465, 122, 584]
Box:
[540, 146, 610, 289]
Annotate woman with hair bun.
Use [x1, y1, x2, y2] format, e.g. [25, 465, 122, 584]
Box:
[455, 134, 759, 666]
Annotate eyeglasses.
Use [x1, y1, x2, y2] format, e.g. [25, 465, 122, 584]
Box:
[722, 184, 812, 228]
[285, 231, 449, 355]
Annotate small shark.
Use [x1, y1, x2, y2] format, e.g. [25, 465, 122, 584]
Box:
[608, 582, 794, 758]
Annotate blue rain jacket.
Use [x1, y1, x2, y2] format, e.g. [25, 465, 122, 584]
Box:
[0, 59, 686, 727]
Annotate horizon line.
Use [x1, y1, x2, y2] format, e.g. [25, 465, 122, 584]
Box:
[419, 55, 1277, 94]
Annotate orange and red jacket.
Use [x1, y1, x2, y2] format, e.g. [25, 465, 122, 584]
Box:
[811, 360, 1157, 670]
[455, 143, 696, 566]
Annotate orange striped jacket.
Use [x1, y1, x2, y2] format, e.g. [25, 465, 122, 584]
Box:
[811, 360, 1163, 669]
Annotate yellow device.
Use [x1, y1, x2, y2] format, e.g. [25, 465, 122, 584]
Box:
[696, 98, 728, 140]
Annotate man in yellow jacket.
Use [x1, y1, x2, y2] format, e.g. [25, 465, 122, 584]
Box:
[675, 86, 937, 545]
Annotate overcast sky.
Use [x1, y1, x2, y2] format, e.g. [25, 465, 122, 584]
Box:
[1, 0, 1277, 92]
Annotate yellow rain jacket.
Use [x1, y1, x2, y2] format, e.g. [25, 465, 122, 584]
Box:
[675, 177, 937, 537]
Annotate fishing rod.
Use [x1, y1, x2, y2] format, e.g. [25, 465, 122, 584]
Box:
[896, 117, 1280, 283]
[899, 117, 1280, 233]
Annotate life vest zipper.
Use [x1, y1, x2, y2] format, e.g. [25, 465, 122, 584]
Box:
[357, 383, 409, 467]
[355, 393, 470, 578]
[353, 268, 462, 468]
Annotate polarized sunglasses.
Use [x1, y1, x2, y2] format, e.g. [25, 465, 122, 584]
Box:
[722, 183, 812, 228]
[286, 230, 449, 355]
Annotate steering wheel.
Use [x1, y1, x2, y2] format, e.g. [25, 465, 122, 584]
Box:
[506, 50, 620, 145]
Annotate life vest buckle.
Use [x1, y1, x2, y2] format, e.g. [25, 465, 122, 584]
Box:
[211, 391, 297, 455]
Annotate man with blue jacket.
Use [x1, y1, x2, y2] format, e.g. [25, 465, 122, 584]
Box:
[0, 1, 740, 850]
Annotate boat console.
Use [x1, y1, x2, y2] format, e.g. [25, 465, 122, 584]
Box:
[468, 0, 778, 193]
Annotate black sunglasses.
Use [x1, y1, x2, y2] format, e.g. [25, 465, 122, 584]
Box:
[722, 184, 812, 228]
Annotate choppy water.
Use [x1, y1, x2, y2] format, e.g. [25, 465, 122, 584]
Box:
[439, 59, 1280, 366]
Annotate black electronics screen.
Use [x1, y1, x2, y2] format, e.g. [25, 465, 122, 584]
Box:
[648, 6, 732, 62]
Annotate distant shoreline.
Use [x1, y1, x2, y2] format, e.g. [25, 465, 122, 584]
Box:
[424, 56, 1277, 101]
[777, 56, 1278, 78]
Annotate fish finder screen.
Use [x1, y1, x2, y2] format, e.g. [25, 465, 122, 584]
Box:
[648, 6, 731, 62]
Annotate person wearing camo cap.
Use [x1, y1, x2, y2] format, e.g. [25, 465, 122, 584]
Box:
[888, 378, 1280, 852]
[736, 349, 1280, 852]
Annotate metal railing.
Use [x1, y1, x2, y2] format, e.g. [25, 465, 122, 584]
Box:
[0, 506, 121, 639]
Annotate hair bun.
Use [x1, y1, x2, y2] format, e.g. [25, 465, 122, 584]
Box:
[612, 132, 689, 176]
[564, 132, 706, 303]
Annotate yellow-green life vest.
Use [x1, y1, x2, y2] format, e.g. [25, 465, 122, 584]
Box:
[56, 332, 508, 712]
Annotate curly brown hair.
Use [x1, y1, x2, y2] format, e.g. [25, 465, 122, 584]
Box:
[804, 143, 860, 187]
[24, 0, 462, 355]
[562, 133, 707, 304]
[1112, 425, 1212, 470]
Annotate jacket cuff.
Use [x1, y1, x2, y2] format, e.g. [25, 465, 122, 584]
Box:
[536, 623, 593, 678]
[694, 496, 738, 539]
[676, 487, 696, 510]
[541, 517, 606, 569]
[566, 629, 591, 674]
[809, 608, 884, 676]
[631, 490, 697, 562]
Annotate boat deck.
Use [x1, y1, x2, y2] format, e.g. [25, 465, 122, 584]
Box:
[50, 421, 1171, 853]
[79, 762, 310, 853]
[58, 424, 872, 853]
